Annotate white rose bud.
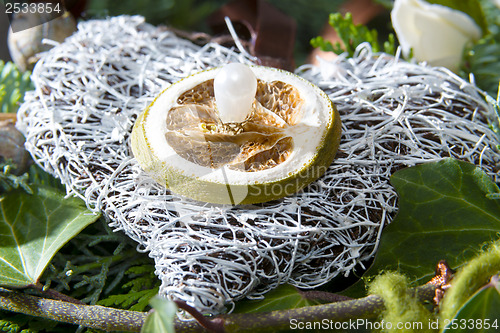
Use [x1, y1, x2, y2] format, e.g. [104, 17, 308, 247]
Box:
[391, 0, 482, 71]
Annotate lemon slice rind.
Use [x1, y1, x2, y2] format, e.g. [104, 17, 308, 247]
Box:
[131, 65, 341, 204]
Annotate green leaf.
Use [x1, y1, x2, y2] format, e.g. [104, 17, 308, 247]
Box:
[462, 35, 500, 97]
[233, 284, 321, 314]
[426, 0, 488, 34]
[368, 158, 500, 283]
[311, 12, 396, 58]
[0, 185, 100, 288]
[443, 276, 500, 332]
[141, 296, 177, 333]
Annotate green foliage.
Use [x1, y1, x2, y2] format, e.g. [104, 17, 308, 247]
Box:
[443, 276, 500, 332]
[483, 86, 500, 150]
[233, 284, 321, 314]
[0, 185, 100, 288]
[98, 264, 160, 312]
[374, 0, 394, 8]
[463, 35, 500, 97]
[264, 0, 344, 64]
[479, 0, 500, 35]
[0, 162, 31, 194]
[0, 158, 157, 332]
[367, 158, 500, 284]
[310, 13, 396, 57]
[439, 239, 500, 323]
[460, 0, 500, 97]
[32, 220, 157, 332]
[85, 0, 224, 30]
[342, 158, 500, 298]
[141, 297, 177, 333]
[0, 313, 59, 333]
[366, 241, 500, 332]
[41, 221, 158, 306]
[0, 61, 33, 114]
[25, 164, 65, 191]
[369, 272, 433, 332]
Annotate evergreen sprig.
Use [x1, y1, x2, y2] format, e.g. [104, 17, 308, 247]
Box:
[0, 214, 157, 332]
[97, 264, 160, 312]
[453, 0, 500, 97]
[0, 162, 32, 194]
[310, 12, 396, 58]
[462, 28, 500, 97]
[0, 61, 33, 114]
[0, 313, 59, 333]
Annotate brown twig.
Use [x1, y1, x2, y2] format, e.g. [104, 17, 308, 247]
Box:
[0, 113, 17, 123]
[30, 282, 85, 305]
[221, 284, 436, 333]
[174, 300, 224, 333]
[298, 289, 353, 303]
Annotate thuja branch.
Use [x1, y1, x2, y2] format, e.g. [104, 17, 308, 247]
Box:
[0, 284, 436, 332]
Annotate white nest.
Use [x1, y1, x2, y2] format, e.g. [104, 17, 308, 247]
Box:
[17, 16, 500, 315]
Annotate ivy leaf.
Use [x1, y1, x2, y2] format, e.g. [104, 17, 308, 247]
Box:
[426, 0, 488, 34]
[443, 276, 500, 332]
[0, 185, 100, 288]
[367, 158, 500, 283]
[141, 296, 177, 333]
[233, 284, 321, 314]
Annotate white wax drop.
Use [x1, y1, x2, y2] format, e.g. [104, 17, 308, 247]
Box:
[214, 63, 257, 123]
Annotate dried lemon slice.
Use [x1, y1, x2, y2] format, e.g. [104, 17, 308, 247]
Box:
[131, 64, 341, 205]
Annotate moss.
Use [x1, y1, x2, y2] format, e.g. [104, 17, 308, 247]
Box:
[369, 272, 434, 333]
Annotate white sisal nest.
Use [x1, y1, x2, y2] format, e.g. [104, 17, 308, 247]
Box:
[17, 16, 500, 315]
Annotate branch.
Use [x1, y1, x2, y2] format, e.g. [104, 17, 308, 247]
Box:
[0, 114, 17, 122]
[220, 284, 436, 332]
[31, 282, 85, 305]
[0, 284, 436, 333]
[298, 289, 353, 303]
[0, 288, 201, 332]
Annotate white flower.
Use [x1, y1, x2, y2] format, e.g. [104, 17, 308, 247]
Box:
[391, 0, 482, 71]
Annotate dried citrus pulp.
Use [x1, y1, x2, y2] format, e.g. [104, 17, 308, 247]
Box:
[131, 64, 341, 204]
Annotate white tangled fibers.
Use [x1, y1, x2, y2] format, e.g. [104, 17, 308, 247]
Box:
[17, 16, 499, 315]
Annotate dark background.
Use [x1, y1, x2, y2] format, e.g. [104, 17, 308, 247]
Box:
[1, 2, 11, 62]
